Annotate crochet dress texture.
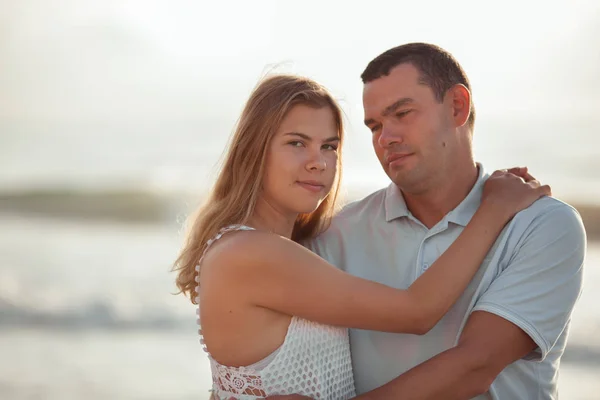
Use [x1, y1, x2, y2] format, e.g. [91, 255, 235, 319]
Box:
[195, 225, 356, 399]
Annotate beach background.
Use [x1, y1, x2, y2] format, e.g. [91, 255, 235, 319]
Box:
[1, 1, 599, 399]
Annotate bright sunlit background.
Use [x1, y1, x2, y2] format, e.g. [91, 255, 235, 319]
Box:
[1, 1, 599, 399]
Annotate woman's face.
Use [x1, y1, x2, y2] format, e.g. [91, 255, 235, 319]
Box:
[261, 104, 340, 216]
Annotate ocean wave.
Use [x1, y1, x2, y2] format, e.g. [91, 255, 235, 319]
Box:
[0, 189, 186, 225]
[0, 298, 194, 331]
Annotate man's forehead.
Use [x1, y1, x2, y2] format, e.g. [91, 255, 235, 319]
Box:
[363, 67, 427, 111]
[363, 83, 415, 113]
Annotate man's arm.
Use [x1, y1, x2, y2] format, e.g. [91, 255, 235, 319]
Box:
[356, 201, 586, 399]
[266, 312, 534, 400]
[268, 311, 536, 400]
[354, 311, 535, 399]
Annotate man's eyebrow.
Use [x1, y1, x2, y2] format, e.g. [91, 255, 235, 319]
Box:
[382, 98, 414, 117]
[364, 118, 377, 127]
[364, 97, 415, 126]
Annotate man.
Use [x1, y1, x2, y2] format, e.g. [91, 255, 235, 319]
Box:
[306, 43, 586, 399]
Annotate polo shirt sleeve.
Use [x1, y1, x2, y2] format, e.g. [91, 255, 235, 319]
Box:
[471, 203, 586, 361]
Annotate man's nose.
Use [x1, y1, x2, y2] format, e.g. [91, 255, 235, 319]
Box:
[378, 126, 403, 148]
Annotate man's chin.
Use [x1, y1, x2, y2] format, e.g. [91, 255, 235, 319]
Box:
[388, 168, 412, 183]
[389, 170, 424, 191]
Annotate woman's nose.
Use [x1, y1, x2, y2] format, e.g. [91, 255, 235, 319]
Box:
[306, 152, 326, 171]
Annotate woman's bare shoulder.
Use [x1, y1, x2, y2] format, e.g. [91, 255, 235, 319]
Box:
[201, 230, 314, 276]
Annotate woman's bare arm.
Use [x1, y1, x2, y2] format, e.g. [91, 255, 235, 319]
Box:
[203, 172, 549, 334]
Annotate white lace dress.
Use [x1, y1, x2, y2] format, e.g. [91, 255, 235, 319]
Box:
[195, 225, 356, 400]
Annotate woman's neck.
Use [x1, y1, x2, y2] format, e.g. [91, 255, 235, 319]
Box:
[248, 197, 296, 239]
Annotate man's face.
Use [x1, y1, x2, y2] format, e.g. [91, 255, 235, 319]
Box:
[363, 63, 459, 193]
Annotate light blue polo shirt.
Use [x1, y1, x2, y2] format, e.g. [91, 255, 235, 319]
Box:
[307, 164, 586, 399]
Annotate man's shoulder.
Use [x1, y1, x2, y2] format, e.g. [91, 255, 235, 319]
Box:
[310, 186, 389, 245]
[502, 196, 587, 267]
[513, 196, 584, 232]
[332, 186, 389, 226]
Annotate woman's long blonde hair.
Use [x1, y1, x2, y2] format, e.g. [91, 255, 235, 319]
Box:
[173, 74, 345, 303]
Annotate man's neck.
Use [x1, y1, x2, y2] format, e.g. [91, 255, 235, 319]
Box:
[403, 162, 479, 229]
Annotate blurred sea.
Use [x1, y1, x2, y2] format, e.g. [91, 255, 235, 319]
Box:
[1, 115, 599, 399]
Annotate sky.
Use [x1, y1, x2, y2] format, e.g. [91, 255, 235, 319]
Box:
[1, 0, 599, 123]
[1, 0, 599, 197]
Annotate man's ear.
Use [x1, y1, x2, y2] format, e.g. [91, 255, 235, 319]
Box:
[447, 84, 471, 128]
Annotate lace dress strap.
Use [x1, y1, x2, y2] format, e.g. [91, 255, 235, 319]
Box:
[194, 224, 256, 350]
[193, 224, 256, 286]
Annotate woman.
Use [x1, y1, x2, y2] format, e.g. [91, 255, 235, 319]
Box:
[173, 75, 549, 399]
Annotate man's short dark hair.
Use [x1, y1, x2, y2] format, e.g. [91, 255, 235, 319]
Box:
[361, 42, 476, 129]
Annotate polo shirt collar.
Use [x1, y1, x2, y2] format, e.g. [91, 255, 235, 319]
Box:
[383, 163, 488, 226]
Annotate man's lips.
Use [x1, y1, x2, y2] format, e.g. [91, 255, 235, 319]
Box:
[386, 153, 413, 165]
